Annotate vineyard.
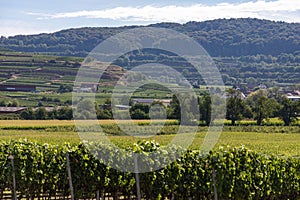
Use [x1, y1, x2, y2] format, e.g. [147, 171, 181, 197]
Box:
[0, 140, 299, 200]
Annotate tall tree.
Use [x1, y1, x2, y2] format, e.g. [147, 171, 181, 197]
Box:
[226, 89, 245, 125]
[246, 90, 279, 125]
[167, 93, 198, 125]
[253, 96, 277, 125]
[199, 92, 211, 126]
[76, 99, 96, 119]
[35, 108, 47, 120]
[20, 109, 35, 120]
[167, 94, 180, 120]
[57, 107, 73, 120]
[149, 101, 166, 119]
[279, 97, 300, 126]
[130, 103, 150, 119]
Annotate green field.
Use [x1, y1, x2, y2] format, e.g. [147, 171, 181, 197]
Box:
[0, 120, 299, 157]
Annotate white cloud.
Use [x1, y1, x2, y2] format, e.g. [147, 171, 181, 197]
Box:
[28, 0, 300, 23]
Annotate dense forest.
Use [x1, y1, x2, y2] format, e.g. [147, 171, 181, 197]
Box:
[0, 18, 299, 57]
[0, 18, 299, 88]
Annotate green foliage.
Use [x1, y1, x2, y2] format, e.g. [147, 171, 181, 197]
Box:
[1, 18, 299, 57]
[20, 109, 35, 120]
[199, 92, 212, 126]
[130, 103, 150, 119]
[167, 93, 199, 125]
[20, 107, 73, 120]
[1, 18, 299, 92]
[57, 84, 73, 93]
[97, 110, 112, 119]
[148, 102, 166, 119]
[97, 99, 113, 119]
[254, 96, 278, 125]
[226, 89, 246, 125]
[56, 107, 73, 120]
[279, 97, 300, 126]
[0, 141, 299, 199]
[74, 99, 95, 119]
[130, 108, 149, 120]
[35, 107, 47, 120]
[0, 99, 20, 107]
[167, 94, 180, 120]
[246, 90, 280, 125]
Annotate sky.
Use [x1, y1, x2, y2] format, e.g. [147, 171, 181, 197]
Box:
[0, 0, 299, 37]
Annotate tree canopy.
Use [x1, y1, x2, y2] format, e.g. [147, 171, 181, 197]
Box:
[1, 18, 299, 57]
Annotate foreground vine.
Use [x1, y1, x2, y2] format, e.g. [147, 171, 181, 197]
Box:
[0, 140, 299, 199]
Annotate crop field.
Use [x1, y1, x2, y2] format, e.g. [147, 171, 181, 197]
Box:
[0, 120, 299, 157]
[0, 120, 299, 199]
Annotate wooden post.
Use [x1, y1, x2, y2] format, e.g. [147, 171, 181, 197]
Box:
[96, 190, 100, 200]
[134, 154, 141, 200]
[8, 155, 17, 200]
[101, 190, 105, 200]
[66, 153, 75, 200]
[212, 157, 218, 200]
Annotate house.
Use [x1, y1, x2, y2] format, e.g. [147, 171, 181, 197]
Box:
[0, 84, 36, 92]
[80, 83, 98, 92]
[0, 107, 27, 114]
[287, 95, 300, 101]
[32, 107, 62, 112]
[132, 99, 171, 107]
[258, 84, 267, 90]
[73, 83, 98, 93]
[222, 91, 246, 100]
[132, 99, 154, 105]
[114, 105, 131, 110]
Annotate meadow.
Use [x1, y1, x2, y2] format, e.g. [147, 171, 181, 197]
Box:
[0, 120, 299, 157]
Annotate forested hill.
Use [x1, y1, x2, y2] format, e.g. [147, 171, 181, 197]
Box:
[0, 18, 299, 57]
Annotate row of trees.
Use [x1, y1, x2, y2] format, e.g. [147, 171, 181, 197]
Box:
[95, 89, 299, 126]
[18, 89, 299, 126]
[20, 107, 72, 120]
[225, 89, 299, 126]
[94, 89, 300, 126]
[164, 89, 299, 126]
[93, 94, 199, 125]
[0, 99, 20, 107]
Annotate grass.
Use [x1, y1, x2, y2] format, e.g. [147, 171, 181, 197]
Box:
[0, 129, 80, 144]
[0, 119, 175, 127]
[102, 131, 300, 157]
[0, 120, 76, 127]
[0, 120, 299, 157]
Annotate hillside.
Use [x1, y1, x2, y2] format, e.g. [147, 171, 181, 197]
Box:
[0, 18, 299, 57]
[0, 51, 124, 91]
[0, 18, 299, 90]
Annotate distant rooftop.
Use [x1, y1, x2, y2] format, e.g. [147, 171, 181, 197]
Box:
[0, 107, 26, 113]
[287, 96, 300, 99]
[287, 96, 300, 101]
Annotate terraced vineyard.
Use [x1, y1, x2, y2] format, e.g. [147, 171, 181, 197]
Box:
[0, 51, 127, 92]
[0, 51, 83, 91]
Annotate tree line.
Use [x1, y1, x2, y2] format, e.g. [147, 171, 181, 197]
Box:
[94, 89, 299, 126]
[1, 18, 299, 57]
[17, 88, 299, 125]
[225, 89, 300, 126]
[20, 107, 72, 120]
